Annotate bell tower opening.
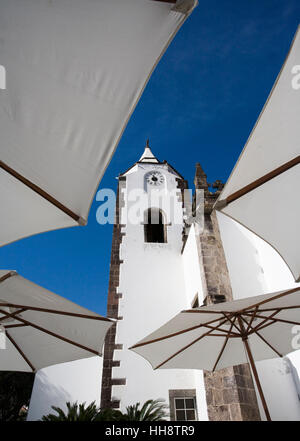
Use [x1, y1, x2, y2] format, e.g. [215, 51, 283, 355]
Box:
[144, 208, 167, 243]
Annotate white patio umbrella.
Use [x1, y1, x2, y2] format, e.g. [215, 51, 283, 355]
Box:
[0, 0, 197, 246]
[215, 25, 300, 282]
[0, 270, 113, 372]
[130, 287, 300, 421]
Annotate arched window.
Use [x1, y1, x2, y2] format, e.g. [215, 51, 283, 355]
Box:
[144, 208, 167, 243]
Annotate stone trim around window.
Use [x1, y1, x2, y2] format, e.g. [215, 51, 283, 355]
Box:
[169, 389, 198, 421]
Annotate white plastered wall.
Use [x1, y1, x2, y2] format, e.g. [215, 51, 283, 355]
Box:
[113, 162, 208, 420]
[217, 211, 300, 421]
[182, 223, 205, 306]
[27, 357, 103, 421]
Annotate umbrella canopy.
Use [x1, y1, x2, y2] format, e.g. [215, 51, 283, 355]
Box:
[0, 0, 197, 246]
[215, 26, 300, 282]
[0, 270, 113, 372]
[130, 287, 300, 420]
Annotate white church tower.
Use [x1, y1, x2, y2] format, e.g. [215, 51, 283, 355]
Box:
[101, 142, 207, 420]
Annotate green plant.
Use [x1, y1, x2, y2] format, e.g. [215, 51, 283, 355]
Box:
[41, 398, 169, 422]
[41, 401, 100, 421]
[125, 399, 168, 421]
[94, 408, 126, 421]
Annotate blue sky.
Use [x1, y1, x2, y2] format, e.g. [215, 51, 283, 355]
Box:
[0, 0, 299, 316]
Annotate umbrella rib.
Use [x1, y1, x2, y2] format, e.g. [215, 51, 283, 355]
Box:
[258, 305, 300, 312]
[244, 312, 300, 329]
[0, 272, 16, 284]
[6, 331, 35, 372]
[240, 315, 282, 357]
[0, 308, 28, 323]
[250, 320, 278, 333]
[207, 333, 238, 337]
[257, 317, 300, 328]
[0, 160, 85, 224]
[0, 308, 100, 356]
[154, 318, 229, 370]
[130, 314, 230, 349]
[0, 303, 112, 322]
[212, 319, 235, 372]
[183, 309, 226, 314]
[241, 287, 300, 313]
[220, 155, 300, 206]
[222, 312, 241, 334]
[245, 306, 258, 333]
[254, 331, 282, 358]
[246, 309, 281, 332]
[201, 323, 239, 336]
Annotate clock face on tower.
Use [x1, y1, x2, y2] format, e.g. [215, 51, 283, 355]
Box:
[145, 171, 165, 186]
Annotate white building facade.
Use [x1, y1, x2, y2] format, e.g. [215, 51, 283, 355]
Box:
[100, 145, 207, 421]
[28, 146, 300, 421]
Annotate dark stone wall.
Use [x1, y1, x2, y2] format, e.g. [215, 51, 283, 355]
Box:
[193, 163, 261, 421]
[100, 178, 126, 409]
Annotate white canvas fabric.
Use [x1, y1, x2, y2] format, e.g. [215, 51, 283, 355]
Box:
[0, 0, 197, 246]
[216, 26, 300, 282]
[0, 271, 113, 372]
[130, 288, 300, 371]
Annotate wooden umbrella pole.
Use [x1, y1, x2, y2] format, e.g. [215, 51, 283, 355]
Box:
[243, 337, 271, 421]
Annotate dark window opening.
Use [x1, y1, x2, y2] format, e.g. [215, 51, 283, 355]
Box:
[169, 389, 198, 421]
[174, 397, 196, 421]
[144, 208, 167, 243]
